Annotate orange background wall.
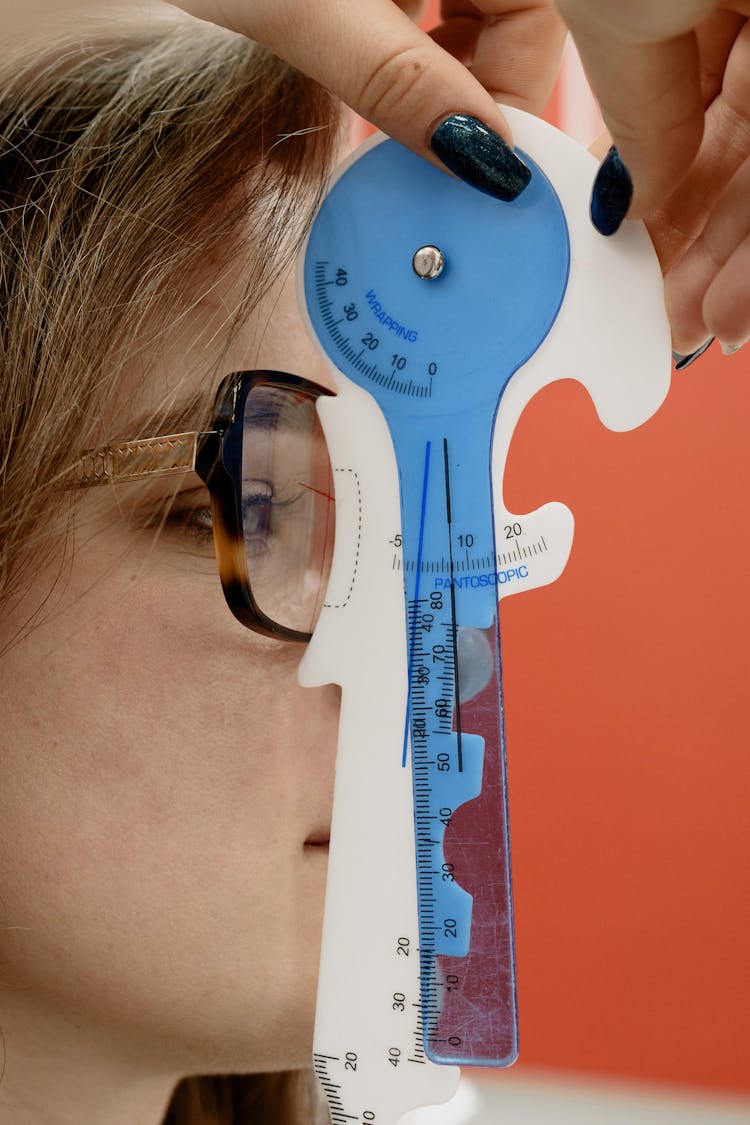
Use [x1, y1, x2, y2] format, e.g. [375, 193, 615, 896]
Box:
[503, 361, 750, 1094]
[360, 2, 750, 1095]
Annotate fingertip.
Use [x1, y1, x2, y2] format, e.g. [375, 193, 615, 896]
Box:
[428, 112, 531, 203]
[672, 338, 714, 370]
[590, 145, 633, 236]
[426, 96, 516, 154]
[572, 29, 705, 230]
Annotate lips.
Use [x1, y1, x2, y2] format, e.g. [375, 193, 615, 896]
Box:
[304, 829, 330, 848]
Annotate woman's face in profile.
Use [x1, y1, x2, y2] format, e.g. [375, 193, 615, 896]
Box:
[0, 262, 341, 1080]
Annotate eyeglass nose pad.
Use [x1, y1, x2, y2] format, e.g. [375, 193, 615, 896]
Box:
[298, 384, 404, 690]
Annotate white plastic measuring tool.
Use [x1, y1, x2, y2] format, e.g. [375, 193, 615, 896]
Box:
[298, 107, 671, 1124]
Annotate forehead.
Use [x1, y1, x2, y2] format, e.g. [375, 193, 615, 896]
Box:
[246, 265, 337, 394]
[120, 256, 336, 438]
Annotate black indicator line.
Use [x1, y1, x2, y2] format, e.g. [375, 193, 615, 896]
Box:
[443, 439, 452, 523]
[443, 438, 463, 773]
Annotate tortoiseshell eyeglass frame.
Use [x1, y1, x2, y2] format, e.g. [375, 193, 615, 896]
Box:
[72, 369, 335, 643]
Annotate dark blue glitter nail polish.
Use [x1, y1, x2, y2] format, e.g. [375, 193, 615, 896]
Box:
[430, 114, 531, 202]
[590, 146, 633, 236]
[672, 338, 714, 370]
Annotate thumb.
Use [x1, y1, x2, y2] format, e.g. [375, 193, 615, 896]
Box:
[558, 1, 714, 233]
[170, 0, 535, 203]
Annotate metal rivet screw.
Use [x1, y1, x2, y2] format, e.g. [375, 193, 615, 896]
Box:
[412, 245, 445, 280]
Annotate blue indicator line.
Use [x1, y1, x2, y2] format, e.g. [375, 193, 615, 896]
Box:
[402, 440, 431, 768]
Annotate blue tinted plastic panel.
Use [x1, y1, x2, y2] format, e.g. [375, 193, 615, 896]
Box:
[304, 138, 569, 1066]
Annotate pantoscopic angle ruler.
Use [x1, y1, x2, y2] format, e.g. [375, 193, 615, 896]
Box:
[297, 107, 671, 1125]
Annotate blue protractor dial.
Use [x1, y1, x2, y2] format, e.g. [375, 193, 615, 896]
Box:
[304, 137, 570, 1066]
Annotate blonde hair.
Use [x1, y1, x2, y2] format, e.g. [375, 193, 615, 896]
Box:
[0, 13, 338, 1124]
[0, 13, 339, 642]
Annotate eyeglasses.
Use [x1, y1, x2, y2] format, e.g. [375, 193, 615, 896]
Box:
[72, 370, 336, 643]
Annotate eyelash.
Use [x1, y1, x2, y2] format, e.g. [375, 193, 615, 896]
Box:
[163, 490, 291, 555]
[166, 504, 214, 545]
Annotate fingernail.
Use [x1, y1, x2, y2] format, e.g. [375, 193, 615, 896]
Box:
[590, 145, 633, 236]
[720, 339, 747, 356]
[672, 338, 714, 370]
[429, 113, 531, 202]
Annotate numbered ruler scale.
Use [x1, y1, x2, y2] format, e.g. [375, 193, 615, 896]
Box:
[298, 108, 671, 1124]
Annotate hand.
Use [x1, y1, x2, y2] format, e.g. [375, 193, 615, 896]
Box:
[558, 0, 750, 357]
[170, 0, 566, 202]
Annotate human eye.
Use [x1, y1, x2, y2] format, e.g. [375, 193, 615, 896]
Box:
[240, 478, 310, 561]
[144, 486, 214, 550]
[241, 483, 273, 557]
[165, 502, 214, 545]
[155, 480, 306, 559]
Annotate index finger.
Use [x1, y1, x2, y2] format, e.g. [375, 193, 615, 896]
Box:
[173, 0, 547, 202]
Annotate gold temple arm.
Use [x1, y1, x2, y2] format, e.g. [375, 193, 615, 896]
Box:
[71, 431, 216, 487]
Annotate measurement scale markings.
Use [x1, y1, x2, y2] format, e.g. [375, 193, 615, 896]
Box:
[410, 1000, 427, 1063]
[394, 536, 549, 574]
[403, 441, 432, 768]
[442, 438, 463, 773]
[312, 1055, 353, 1123]
[316, 263, 430, 400]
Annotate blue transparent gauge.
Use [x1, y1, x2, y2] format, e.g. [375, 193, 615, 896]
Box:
[304, 138, 569, 1065]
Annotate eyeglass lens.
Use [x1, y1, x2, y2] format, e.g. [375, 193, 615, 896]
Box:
[241, 383, 335, 635]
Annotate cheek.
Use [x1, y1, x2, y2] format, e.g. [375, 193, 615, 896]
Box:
[0, 560, 339, 1071]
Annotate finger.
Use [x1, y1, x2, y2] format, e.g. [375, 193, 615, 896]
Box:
[645, 19, 750, 273]
[703, 230, 750, 350]
[433, 0, 566, 114]
[469, 1, 566, 115]
[588, 130, 613, 162]
[664, 157, 750, 351]
[583, 31, 705, 222]
[557, 0, 720, 228]
[393, 0, 430, 22]
[429, 18, 479, 65]
[172, 0, 535, 201]
[431, 3, 483, 63]
[695, 9, 746, 105]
